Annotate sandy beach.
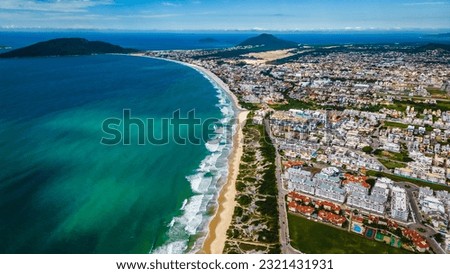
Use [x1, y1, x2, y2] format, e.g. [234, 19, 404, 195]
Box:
[200, 109, 248, 253]
[241, 48, 296, 65]
[130, 53, 248, 254]
[188, 63, 249, 254]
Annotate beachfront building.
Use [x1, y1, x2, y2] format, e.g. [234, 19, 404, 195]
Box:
[290, 176, 316, 195]
[390, 186, 410, 222]
[346, 181, 389, 215]
[287, 168, 312, 180]
[344, 182, 369, 195]
[286, 167, 347, 203]
[313, 170, 341, 185]
[313, 169, 346, 203]
[347, 193, 387, 215]
[315, 182, 346, 203]
[344, 174, 388, 214]
[286, 168, 316, 195]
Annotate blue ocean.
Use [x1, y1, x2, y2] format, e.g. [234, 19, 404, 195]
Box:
[0, 54, 234, 253]
[0, 31, 449, 254]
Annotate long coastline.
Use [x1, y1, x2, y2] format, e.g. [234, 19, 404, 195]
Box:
[176, 61, 249, 254]
[130, 53, 248, 254]
[190, 65, 249, 254]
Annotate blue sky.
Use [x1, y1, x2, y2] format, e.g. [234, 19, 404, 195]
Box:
[0, 0, 449, 30]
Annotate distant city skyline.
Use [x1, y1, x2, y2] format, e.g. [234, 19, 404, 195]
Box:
[0, 0, 449, 31]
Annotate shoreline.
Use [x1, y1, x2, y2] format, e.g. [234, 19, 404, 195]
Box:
[187, 63, 249, 254]
[130, 53, 248, 254]
[201, 110, 248, 253]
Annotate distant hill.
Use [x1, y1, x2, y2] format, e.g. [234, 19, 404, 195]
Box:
[237, 33, 298, 50]
[418, 43, 450, 52]
[198, 33, 299, 59]
[0, 38, 137, 58]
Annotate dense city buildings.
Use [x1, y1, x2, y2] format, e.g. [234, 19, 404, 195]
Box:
[146, 38, 450, 253]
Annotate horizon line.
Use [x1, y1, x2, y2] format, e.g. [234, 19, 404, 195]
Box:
[1, 27, 450, 33]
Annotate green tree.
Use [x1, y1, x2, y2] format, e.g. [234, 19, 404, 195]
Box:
[362, 146, 374, 154]
[434, 233, 445, 243]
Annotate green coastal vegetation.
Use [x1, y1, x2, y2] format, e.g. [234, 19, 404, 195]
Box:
[238, 100, 261, 111]
[224, 113, 280, 254]
[288, 214, 412, 254]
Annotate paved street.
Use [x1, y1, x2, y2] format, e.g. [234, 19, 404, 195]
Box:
[264, 118, 302, 254]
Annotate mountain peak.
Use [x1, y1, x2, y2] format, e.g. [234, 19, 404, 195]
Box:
[0, 38, 137, 58]
[237, 33, 298, 50]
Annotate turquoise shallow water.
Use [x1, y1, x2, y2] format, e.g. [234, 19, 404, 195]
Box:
[0, 55, 232, 253]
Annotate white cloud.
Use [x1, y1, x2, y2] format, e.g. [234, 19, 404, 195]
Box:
[0, 0, 114, 13]
[161, 2, 180, 7]
[344, 26, 364, 30]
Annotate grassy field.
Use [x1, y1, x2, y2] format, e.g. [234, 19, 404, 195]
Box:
[383, 121, 409, 129]
[271, 98, 317, 111]
[366, 170, 450, 191]
[385, 99, 450, 112]
[288, 214, 412, 254]
[427, 88, 449, 98]
[378, 159, 407, 169]
[374, 149, 413, 163]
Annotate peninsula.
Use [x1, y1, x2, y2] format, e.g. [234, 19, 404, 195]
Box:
[0, 38, 137, 58]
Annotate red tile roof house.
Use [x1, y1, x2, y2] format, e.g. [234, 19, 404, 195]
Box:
[284, 161, 304, 168]
[342, 173, 371, 189]
[352, 215, 365, 225]
[287, 192, 296, 202]
[288, 201, 298, 212]
[314, 200, 341, 214]
[368, 215, 379, 224]
[318, 210, 346, 227]
[296, 205, 315, 216]
[402, 229, 430, 253]
[287, 191, 311, 205]
[322, 200, 341, 214]
[387, 219, 399, 229]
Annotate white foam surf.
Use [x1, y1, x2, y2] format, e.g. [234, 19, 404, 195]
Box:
[152, 69, 236, 254]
